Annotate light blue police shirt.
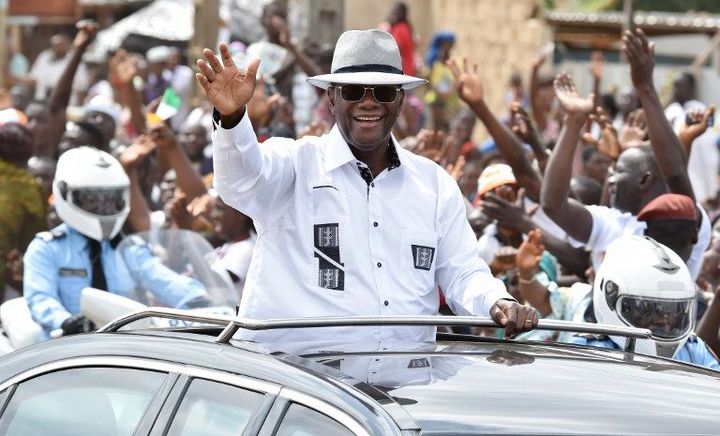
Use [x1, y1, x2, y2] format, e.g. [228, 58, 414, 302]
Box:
[23, 224, 206, 338]
[570, 334, 720, 370]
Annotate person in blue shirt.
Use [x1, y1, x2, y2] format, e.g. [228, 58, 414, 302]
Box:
[23, 146, 207, 339]
[571, 235, 719, 370]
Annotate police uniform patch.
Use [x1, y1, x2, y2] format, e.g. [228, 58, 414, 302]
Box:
[411, 245, 435, 271]
[59, 268, 88, 278]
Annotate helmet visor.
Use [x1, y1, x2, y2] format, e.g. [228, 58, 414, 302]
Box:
[618, 296, 693, 340]
[71, 188, 127, 216]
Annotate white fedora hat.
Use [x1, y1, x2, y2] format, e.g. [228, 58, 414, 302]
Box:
[307, 29, 426, 90]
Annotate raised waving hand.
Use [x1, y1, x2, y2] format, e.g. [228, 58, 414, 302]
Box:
[196, 43, 261, 117]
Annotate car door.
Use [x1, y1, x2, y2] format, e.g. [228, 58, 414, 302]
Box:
[149, 367, 280, 436]
[0, 357, 179, 436]
[257, 388, 370, 436]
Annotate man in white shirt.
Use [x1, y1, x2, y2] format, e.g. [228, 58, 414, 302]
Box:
[30, 34, 86, 101]
[664, 72, 719, 205]
[541, 30, 710, 280]
[195, 29, 535, 343]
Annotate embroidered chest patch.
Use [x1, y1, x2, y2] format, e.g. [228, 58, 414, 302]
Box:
[411, 245, 435, 271]
[314, 223, 345, 290]
[407, 357, 430, 368]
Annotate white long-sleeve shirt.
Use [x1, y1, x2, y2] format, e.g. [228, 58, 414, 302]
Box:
[212, 111, 511, 343]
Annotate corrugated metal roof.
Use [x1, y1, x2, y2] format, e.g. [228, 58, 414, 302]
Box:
[88, 0, 194, 58]
[79, 0, 150, 6]
[546, 10, 720, 33]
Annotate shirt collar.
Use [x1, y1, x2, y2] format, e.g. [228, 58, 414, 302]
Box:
[323, 125, 421, 176]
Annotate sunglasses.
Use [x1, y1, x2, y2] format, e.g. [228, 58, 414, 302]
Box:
[332, 84, 402, 103]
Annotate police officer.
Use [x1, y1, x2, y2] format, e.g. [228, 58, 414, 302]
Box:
[575, 235, 719, 369]
[23, 146, 208, 339]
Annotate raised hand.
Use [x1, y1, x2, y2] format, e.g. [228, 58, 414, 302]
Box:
[622, 29, 655, 91]
[73, 19, 98, 49]
[414, 129, 446, 163]
[585, 106, 621, 160]
[149, 124, 178, 151]
[481, 190, 536, 235]
[445, 154, 466, 182]
[510, 101, 541, 146]
[590, 50, 603, 80]
[516, 229, 544, 276]
[553, 73, 594, 117]
[299, 120, 329, 138]
[447, 57, 484, 105]
[119, 135, 156, 170]
[272, 16, 292, 49]
[619, 108, 647, 149]
[109, 49, 138, 85]
[196, 43, 261, 117]
[679, 105, 715, 154]
[167, 191, 194, 230]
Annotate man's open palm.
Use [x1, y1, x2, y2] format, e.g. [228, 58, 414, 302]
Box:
[196, 43, 261, 116]
[553, 73, 594, 116]
[447, 58, 484, 105]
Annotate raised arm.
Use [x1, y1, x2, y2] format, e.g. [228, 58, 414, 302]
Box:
[622, 29, 694, 200]
[516, 229, 552, 316]
[529, 51, 548, 131]
[119, 135, 157, 232]
[510, 102, 549, 174]
[109, 50, 147, 136]
[448, 58, 542, 202]
[43, 21, 98, 156]
[151, 124, 207, 202]
[540, 74, 594, 243]
[197, 44, 295, 222]
[276, 19, 322, 78]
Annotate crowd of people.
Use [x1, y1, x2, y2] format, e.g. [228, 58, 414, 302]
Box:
[1, 1, 720, 368]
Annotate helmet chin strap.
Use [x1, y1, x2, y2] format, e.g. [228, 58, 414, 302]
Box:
[100, 219, 116, 240]
[655, 342, 680, 359]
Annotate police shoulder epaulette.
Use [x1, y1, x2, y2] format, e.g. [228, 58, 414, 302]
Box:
[37, 229, 66, 242]
[127, 235, 147, 246]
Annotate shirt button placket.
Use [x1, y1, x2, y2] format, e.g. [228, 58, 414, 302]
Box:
[367, 178, 387, 323]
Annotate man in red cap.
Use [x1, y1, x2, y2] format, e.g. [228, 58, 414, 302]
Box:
[638, 193, 699, 262]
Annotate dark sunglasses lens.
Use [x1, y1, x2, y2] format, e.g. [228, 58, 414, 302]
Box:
[340, 85, 366, 101]
[373, 86, 398, 103]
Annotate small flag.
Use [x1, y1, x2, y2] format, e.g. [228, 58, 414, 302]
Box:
[155, 88, 182, 121]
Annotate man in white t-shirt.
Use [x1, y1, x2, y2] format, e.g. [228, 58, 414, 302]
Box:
[541, 29, 710, 279]
[664, 72, 719, 205]
[29, 34, 86, 101]
[206, 198, 256, 296]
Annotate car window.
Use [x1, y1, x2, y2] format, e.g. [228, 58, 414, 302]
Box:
[0, 367, 165, 436]
[166, 378, 265, 436]
[275, 403, 354, 436]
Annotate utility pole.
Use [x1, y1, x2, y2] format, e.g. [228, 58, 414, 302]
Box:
[190, 0, 219, 104]
[621, 0, 636, 63]
[0, 0, 8, 89]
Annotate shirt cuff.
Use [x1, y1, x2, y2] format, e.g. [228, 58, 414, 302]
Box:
[211, 107, 256, 151]
[482, 287, 517, 317]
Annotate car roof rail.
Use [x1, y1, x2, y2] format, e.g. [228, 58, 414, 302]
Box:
[96, 308, 652, 353]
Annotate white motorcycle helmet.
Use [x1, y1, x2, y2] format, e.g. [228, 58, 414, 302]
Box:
[53, 146, 130, 241]
[593, 235, 696, 358]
